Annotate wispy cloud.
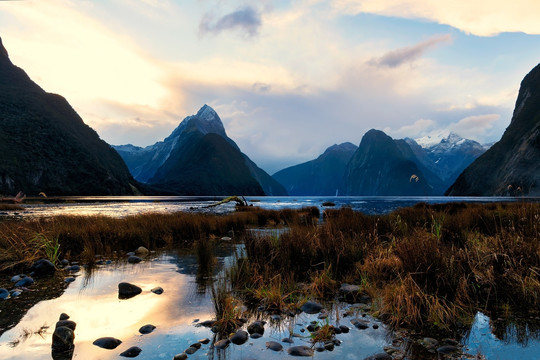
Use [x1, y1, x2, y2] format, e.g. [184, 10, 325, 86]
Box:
[370, 34, 452, 68]
[199, 6, 262, 37]
[333, 0, 540, 36]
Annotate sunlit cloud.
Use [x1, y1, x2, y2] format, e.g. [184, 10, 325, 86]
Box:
[332, 0, 540, 36]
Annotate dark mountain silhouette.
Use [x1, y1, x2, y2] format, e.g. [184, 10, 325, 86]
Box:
[343, 130, 432, 196]
[272, 142, 357, 195]
[0, 37, 139, 196]
[114, 105, 286, 196]
[447, 63, 540, 196]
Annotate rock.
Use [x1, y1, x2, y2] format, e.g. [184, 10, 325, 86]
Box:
[64, 277, 76, 283]
[324, 341, 334, 351]
[306, 324, 319, 332]
[270, 314, 282, 321]
[339, 283, 361, 302]
[138, 324, 156, 334]
[127, 252, 135, 256]
[301, 301, 323, 314]
[190, 342, 202, 349]
[247, 321, 265, 335]
[15, 276, 34, 287]
[266, 341, 283, 351]
[214, 339, 230, 349]
[59, 313, 70, 321]
[437, 345, 460, 354]
[282, 337, 294, 344]
[198, 320, 215, 327]
[92, 337, 122, 349]
[60, 259, 69, 266]
[199, 338, 210, 344]
[120, 346, 142, 358]
[229, 330, 249, 345]
[373, 324, 379, 329]
[250, 333, 263, 339]
[173, 354, 187, 360]
[419, 337, 439, 349]
[9, 290, 21, 298]
[31, 259, 56, 276]
[65, 265, 80, 272]
[55, 320, 76, 331]
[221, 236, 232, 241]
[364, 353, 392, 360]
[287, 346, 314, 356]
[134, 246, 149, 255]
[315, 346, 325, 352]
[10, 274, 25, 283]
[351, 318, 369, 329]
[339, 325, 351, 334]
[151, 287, 163, 295]
[333, 326, 342, 334]
[51, 326, 75, 357]
[127, 255, 142, 264]
[184, 347, 198, 355]
[118, 282, 142, 299]
[0, 288, 9, 300]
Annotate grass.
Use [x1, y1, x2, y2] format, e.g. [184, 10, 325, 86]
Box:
[0, 207, 318, 271]
[232, 202, 540, 332]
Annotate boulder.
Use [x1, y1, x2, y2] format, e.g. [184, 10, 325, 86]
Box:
[118, 282, 142, 299]
[92, 337, 122, 349]
[31, 259, 56, 276]
[138, 324, 156, 334]
[229, 330, 249, 345]
[247, 321, 265, 335]
[120, 346, 142, 358]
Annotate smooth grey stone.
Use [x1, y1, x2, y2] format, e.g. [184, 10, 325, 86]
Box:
[31, 259, 56, 276]
[230, 330, 249, 345]
[66, 265, 80, 272]
[120, 346, 142, 357]
[139, 324, 156, 334]
[60, 259, 69, 266]
[64, 277, 76, 283]
[173, 354, 187, 360]
[118, 282, 142, 299]
[266, 341, 283, 351]
[301, 301, 323, 314]
[10, 274, 25, 283]
[190, 342, 202, 349]
[0, 288, 9, 300]
[351, 318, 369, 329]
[199, 338, 210, 344]
[185, 347, 197, 355]
[127, 255, 142, 264]
[92, 337, 122, 349]
[339, 325, 350, 333]
[52, 326, 75, 352]
[134, 246, 149, 255]
[214, 339, 230, 349]
[282, 338, 294, 344]
[59, 313, 70, 320]
[15, 277, 34, 287]
[9, 290, 21, 298]
[324, 341, 334, 351]
[151, 287, 164, 295]
[287, 346, 314, 356]
[126, 252, 135, 256]
[250, 333, 263, 339]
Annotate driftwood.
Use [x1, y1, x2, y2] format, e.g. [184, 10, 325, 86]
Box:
[0, 191, 26, 203]
[206, 196, 248, 208]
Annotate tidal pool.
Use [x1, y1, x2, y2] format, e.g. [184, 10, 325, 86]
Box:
[0, 243, 539, 360]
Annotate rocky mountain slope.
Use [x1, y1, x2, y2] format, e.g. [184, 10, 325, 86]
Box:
[447, 63, 540, 196]
[272, 142, 357, 196]
[114, 105, 286, 196]
[0, 37, 138, 196]
[343, 130, 432, 196]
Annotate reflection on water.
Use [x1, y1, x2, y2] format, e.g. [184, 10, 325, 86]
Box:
[1, 245, 540, 359]
[2, 195, 537, 219]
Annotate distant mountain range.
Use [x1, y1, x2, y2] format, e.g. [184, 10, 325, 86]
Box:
[0, 37, 139, 196]
[272, 129, 489, 196]
[447, 62, 540, 196]
[113, 105, 287, 196]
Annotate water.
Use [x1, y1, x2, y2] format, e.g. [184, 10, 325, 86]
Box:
[3, 195, 537, 218]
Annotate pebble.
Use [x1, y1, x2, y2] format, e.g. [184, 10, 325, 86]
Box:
[184, 347, 198, 355]
[214, 339, 230, 349]
[229, 330, 249, 345]
[31, 259, 56, 276]
[199, 338, 210, 344]
[351, 318, 369, 329]
[138, 324, 156, 334]
[0, 288, 9, 300]
[247, 321, 265, 335]
[151, 287, 164, 295]
[282, 337, 294, 344]
[339, 325, 350, 333]
[287, 346, 314, 356]
[15, 277, 34, 287]
[9, 290, 21, 298]
[301, 301, 323, 314]
[127, 256, 142, 264]
[250, 333, 263, 339]
[135, 246, 149, 255]
[10, 274, 25, 283]
[55, 320, 76, 331]
[118, 282, 142, 299]
[120, 346, 142, 358]
[92, 337, 122, 349]
[173, 354, 187, 360]
[59, 313, 70, 320]
[65, 265, 80, 272]
[266, 341, 283, 351]
[65, 277, 76, 283]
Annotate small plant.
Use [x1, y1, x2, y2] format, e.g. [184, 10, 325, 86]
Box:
[309, 319, 335, 346]
[31, 233, 60, 264]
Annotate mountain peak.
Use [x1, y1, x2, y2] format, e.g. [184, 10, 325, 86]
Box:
[0, 37, 12, 65]
[323, 142, 357, 155]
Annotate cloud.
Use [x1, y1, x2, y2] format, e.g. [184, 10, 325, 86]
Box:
[332, 0, 540, 36]
[386, 118, 436, 138]
[371, 34, 452, 68]
[199, 6, 262, 37]
[448, 114, 499, 138]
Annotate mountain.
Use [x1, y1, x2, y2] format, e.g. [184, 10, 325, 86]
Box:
[272, 142, 357, 196]
[404, 132, 488, 192]
[114, 105, 287, 196]
[447, 63, 540, 196]
[343, 129, 432, 196]
[0, 37, 139, 196]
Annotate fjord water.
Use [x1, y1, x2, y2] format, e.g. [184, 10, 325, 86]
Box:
[4, 195, 534, 218]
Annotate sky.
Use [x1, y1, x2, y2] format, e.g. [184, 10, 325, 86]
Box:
[2, 0, 540, 173]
